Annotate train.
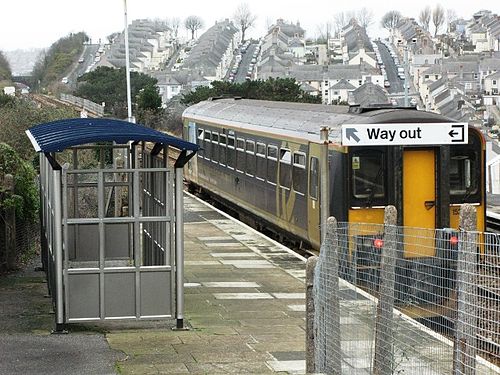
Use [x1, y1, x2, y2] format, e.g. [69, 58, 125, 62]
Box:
[182, 98, 485, 251]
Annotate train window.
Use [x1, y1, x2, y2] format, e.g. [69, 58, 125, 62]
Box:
[309, 157, 319, 200]
[450, 149, 480, 201]
[351, 151, 385, 203]
[227, 136, 235, 169]
[256, 143, 266, 180]
[211, 132, 219, 163]
[246, 141, 255, 176]
[267, 145, 278, 184]
[236, 138, 245, 173]
[204, 130, 211, 160]
[293, 152, 306, 195]
[256, 143, 266, 156]
[279, 149, 292, 189]
[219, 134, 227, 166]
[197, 129, 204, 158]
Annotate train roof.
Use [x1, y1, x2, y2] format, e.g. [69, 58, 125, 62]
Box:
[182, 98, 455, 144]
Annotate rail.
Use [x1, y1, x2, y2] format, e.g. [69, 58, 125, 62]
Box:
[487, 211, 500, 232]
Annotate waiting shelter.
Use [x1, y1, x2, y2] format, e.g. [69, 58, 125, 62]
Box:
[26, 118, 198, 332]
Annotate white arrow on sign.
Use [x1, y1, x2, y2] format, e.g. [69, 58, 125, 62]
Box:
[341, 123, 468, 146]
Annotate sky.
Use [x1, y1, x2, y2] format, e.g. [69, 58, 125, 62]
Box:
[0, 0, 499, 51]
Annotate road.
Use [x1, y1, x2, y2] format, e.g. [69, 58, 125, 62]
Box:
[234, 43, 258, 83]
[66, 44, 99, 88]
[375, 41, 403, 94]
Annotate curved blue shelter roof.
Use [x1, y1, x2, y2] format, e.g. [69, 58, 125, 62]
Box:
[26, 118, 198, 153]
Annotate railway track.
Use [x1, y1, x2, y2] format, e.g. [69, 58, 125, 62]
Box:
[487, 211, 500, 232]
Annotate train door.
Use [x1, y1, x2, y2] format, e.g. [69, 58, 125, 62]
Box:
[403, 148, 436, 257]
[307, 143, 321, 248]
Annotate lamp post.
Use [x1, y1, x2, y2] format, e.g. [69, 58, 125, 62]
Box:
[123, 0, 133, 123]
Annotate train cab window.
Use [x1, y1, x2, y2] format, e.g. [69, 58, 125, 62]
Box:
[246, 141, 256, 176]
[197, 129, 204, 158]
[219, 134, 227, 166]
[450, 145, 480, 202]
[203, 130, 212, 160]
[351, 151, 386, 205]
[211, 133, 219, 163]
[309, 157, 319, 200]
[279, 148, 292, 189]
[293, 152, 306, 195]
[256, 143, 266, 180]
[267, 145, 278, 184]
[236, 138, 245, 173]
[227, 136, 235, 169]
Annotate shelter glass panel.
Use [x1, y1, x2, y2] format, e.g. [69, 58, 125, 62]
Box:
[104, 172, 132, 217]
[104, 223, 133, 264]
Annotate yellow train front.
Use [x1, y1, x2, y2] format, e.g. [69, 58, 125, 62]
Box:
[182, 98, 485, 311]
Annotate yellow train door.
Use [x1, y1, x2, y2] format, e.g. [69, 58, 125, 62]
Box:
[403, 149, 436, 257]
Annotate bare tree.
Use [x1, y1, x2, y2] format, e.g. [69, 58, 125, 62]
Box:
[170, 17, 181, 38]
[333, 12, 347, 38]
[381, 11, 402, 35]
[265, 17, 273, 33]
[419, 6, 431, 32]
[184, 15, 204, 40]
[446, 9, 458, 32]
[357, 7, 374, 30]
[233, 3, 257, 43]
[316, 22, 332, 43]
[432, 4, 445, 37]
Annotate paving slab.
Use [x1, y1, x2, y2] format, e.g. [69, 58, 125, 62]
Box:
[107, 194, 308, 374]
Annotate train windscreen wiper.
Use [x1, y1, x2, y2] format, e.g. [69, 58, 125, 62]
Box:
[366, 167, 383, 207]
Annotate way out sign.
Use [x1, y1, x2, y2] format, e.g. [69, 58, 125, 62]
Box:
[341, 123, 468, 146]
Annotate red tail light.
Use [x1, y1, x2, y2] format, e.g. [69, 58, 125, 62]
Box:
[373, 238, 384, 248]
[450, 236, 459, 246]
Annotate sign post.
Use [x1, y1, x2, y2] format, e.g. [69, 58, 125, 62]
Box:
[341, 123, 468, 146]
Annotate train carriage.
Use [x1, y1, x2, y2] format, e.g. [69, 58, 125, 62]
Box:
[182, 98, 486, 255]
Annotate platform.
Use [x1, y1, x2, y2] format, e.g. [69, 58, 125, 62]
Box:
[98, 194, 500, 373]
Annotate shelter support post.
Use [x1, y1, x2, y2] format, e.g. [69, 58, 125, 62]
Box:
[52, 168, 66, 333]
[174, 167, 187, 330]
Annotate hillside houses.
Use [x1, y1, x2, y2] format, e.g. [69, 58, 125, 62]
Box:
[341, 19, 377, 68]
[103, 19, 174, 72]
[466, 10, 500, 53]
[181, 19, 239, 81]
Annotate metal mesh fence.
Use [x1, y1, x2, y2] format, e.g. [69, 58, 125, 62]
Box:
[0, 210, 39, 272]
[309, 208, 500, 375]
